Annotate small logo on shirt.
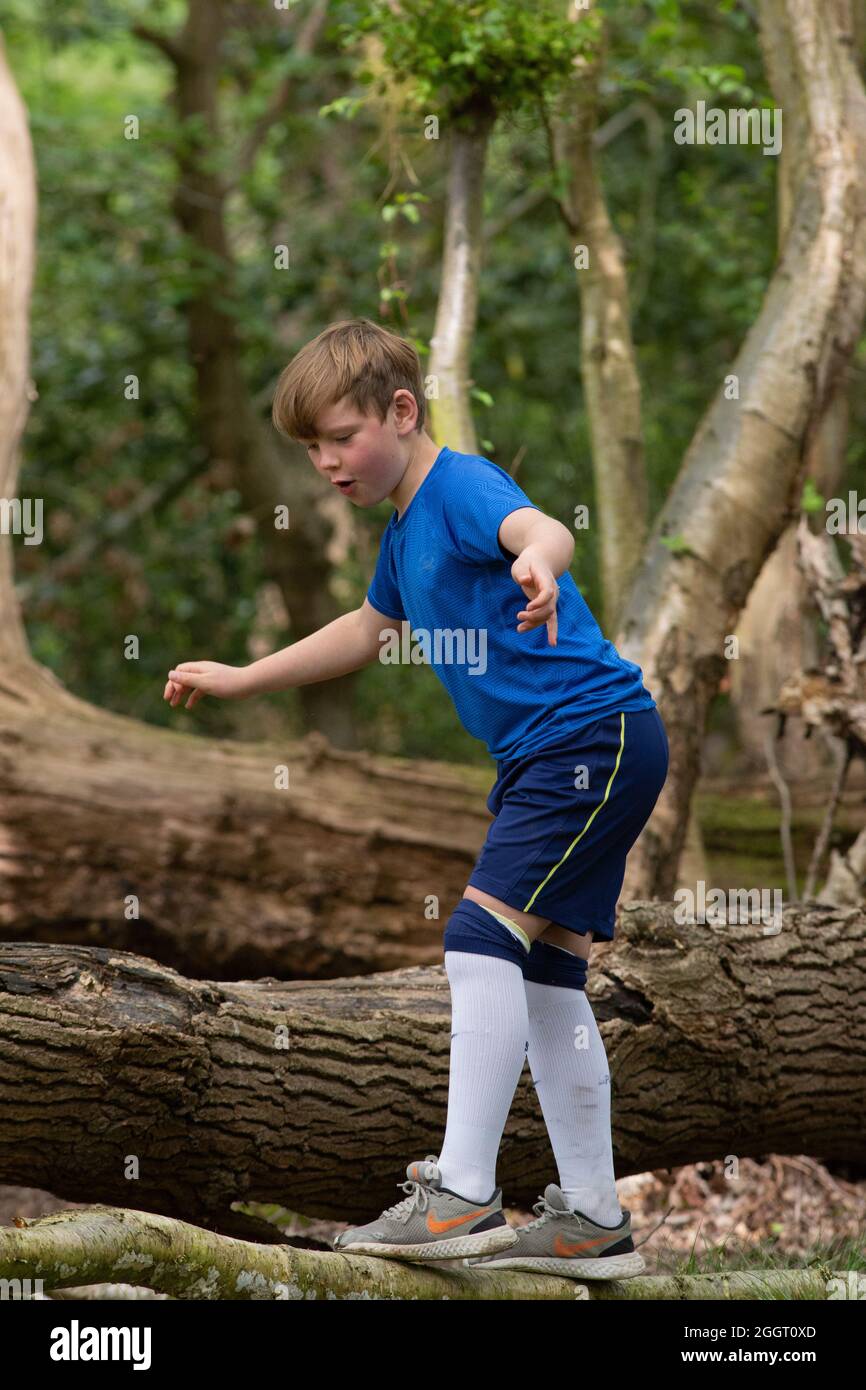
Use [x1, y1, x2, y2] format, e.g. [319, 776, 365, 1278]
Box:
[377, 620, 488, 676]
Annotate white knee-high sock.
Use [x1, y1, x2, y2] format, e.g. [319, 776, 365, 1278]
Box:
[436, 950, 529, 1204]
[524, 978, 623, 1226]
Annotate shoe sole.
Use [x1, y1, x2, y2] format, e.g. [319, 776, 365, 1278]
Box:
[334, 1224, 519, 1261]
[462, 1250, 646, 1280]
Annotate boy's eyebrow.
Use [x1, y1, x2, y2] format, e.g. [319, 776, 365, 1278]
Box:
[303, 422, 358, 440]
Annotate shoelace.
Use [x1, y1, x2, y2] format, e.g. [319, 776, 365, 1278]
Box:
[379, 1178, 433, 1224]
[513, 1197, 666, 1256]
[522, 1195, 564, 1230]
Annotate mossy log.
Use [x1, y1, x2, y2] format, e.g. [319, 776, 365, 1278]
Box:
[0, 1205, 852, 1301]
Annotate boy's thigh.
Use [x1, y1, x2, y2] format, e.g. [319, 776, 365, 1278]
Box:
[461, 886, 593, 962]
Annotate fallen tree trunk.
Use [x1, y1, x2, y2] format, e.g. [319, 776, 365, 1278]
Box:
[0, 1205, 851, 1300]
[1, 901, 862, 1228]
[0, 705, 491, 980]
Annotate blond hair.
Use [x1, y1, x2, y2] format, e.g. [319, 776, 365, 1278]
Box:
[271, 317, 426, 441]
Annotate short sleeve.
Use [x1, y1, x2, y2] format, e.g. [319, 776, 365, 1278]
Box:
[365, 527, 406, 621]
[445, 459, 541, 563]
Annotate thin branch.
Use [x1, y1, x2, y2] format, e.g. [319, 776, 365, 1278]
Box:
[130, 23, 188, 68]
[486, 98, 656, 243]
[804, 739, 854, 900]
[763, 720, 799, 902]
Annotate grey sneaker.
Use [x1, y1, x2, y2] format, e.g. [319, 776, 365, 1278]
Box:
[462, 1183, 646, 1280]
[331, 1155, 519, 1262]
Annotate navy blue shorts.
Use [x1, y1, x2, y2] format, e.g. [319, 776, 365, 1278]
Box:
[467, 706, 669, 942]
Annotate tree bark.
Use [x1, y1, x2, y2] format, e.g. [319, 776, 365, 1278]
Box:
[0, 712, 489, 979]
[730, 0, 852, 783]
[618, 0, 866, 900]
[0, 1206, 849, 1300]
[546, 19, 709, 893]
[1, 901, 862, 1228]
[428, 99, 497, 452]
[133, 0, 359, 749]
[0, 32, 37, 678]
[550, 24, 649, 638]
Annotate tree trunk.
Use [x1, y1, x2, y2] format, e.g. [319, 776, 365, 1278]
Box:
[0, 32, 37, 679]
[428, 99, 497, 452]
[133, 0, 359, 749]
[0, 710, 489, 979]
[549, 17, 707, 893]
[0, 1206, 849, 1300]
[1, 901, 862, 1227]
[618, 0, 866, 900]
[551, 24, 649, 638]
[730, 0, 854, 783]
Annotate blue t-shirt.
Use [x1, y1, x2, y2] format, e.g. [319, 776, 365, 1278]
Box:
[365, 445, 656, 762]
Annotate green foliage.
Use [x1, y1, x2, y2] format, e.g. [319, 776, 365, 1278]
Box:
[347, 0, 598, 119]
[659, 532, 695, 555]
[381, 192, 429, 225]
[318, 94, 365, 121]
[800, 479, 825, 514]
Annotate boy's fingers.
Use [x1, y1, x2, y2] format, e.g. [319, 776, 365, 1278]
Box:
[517, 601, 559, 635]
[519, 594, 552, 614]
[518, 601, 554, 620]
[526, 588, 551, 609]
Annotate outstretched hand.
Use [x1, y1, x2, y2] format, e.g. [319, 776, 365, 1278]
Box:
[512, 554, 559, 646]
[163, 661, 251, 709]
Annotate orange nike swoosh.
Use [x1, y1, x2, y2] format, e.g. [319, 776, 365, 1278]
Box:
[427, 1206, 492, 1234]
[553, 1232, 615, 1257]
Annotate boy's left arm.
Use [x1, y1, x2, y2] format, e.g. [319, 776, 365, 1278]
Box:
[498, 508, 575, 647]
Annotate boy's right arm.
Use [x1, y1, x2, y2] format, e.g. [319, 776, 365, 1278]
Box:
[244, 599, 400, 694]
[165, 599, 401, 708]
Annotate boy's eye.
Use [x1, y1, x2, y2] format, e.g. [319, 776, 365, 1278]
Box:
[307, 435, 353, 449]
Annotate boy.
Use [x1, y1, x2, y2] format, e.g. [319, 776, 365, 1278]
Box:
[164, 317, 669, 1280]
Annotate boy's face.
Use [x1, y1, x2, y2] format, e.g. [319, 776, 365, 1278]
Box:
[299, 392, 416, 505]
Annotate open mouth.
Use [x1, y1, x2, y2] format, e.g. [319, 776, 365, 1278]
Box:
[334, 479, 355, 492]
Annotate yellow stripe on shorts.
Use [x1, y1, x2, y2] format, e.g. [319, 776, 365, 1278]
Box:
[522, 712, 626, 914]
